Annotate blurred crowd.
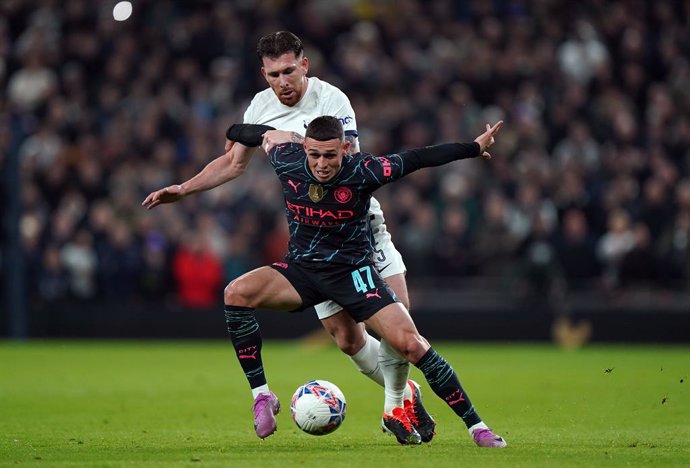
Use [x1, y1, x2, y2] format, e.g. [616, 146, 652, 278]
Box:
[2, 0, 690, 309]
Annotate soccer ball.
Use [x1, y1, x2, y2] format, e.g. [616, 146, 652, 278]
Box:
[290, 380, 347, 435]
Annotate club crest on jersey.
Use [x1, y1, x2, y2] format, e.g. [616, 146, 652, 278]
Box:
[334, 186, 352, 204]
[309, 184, 325, 203]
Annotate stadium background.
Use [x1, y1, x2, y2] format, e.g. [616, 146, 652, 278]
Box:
[2, 0, 690, 343]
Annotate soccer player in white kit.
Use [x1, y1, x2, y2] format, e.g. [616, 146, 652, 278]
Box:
[142, 31, 435, 442]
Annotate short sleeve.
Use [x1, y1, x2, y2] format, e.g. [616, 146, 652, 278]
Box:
[324, 88, 358, 137]
[243, 98, 257, 124]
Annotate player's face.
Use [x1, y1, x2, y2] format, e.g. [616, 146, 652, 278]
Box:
[304, 137, 351, 183]
[261, 52, 309, 107]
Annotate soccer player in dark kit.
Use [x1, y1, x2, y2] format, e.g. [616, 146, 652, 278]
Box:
[221, 116, 507, 447]
[142, 31, 434, 442]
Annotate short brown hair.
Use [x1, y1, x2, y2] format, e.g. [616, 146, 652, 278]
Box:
[305, 116, 344, 141]
[256, 31, 303, 61]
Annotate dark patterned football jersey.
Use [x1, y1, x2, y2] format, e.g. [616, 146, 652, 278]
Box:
[269, 142, 478, 265]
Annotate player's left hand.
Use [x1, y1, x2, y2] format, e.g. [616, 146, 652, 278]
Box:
[225, 138, 235, 152]
[474, 121, 503, 160]
[262, 130, 295, 154]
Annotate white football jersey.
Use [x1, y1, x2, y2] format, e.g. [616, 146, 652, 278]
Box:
[243, 76, 385, 221]
[243, 76, 357, 137]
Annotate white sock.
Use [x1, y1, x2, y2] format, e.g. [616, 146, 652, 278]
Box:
[251, 384, 270, 400]
[468, 421, 488, 435]
[379, 339, 410, 414]
[403, 380, 414, 402]
[350, 334, 385, 386]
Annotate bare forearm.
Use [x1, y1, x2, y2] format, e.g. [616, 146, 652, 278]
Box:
[179, 146, 254, 196]
[178, 156, 230, 196]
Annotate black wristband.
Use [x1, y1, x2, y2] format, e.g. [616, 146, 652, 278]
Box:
[226, 124, 276, 147]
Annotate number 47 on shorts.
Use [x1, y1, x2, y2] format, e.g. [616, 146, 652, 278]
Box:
[351, 265, 375, 293]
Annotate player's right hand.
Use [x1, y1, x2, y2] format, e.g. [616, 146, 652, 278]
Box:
[141, 185, 184, 210]
[225, 139, 235, 152]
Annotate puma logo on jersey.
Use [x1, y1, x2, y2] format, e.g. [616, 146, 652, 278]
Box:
[288, 179, 301, 192]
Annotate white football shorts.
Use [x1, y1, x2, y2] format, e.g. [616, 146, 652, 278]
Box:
[314, 197, 407, 320]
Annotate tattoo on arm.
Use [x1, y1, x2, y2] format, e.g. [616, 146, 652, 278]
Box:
[290, 132, 305, 144]
[345, 135, 360, 154]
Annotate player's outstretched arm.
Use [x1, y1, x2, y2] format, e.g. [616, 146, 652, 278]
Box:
[365, 121, 505, 189]
[141, 143, 256, 210]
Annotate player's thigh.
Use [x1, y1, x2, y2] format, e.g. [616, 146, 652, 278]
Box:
[364, 303, 429, 361]
[224, 266, 302, 310]
[382, 273, 410, 311]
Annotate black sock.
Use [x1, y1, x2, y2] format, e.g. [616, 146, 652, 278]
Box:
[224, 305, 266, 389]
[414, 348, 481, 428]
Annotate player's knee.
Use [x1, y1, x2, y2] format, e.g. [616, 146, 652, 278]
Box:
[224, 278, 257, 307]
[335, 335, 365, 355]
[321, 314, 366, 355]
[397, 334, 428, 363]
[331, 327, 366, 355]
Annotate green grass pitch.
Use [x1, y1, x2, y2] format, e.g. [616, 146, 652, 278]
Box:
[1, 340, 689, 467]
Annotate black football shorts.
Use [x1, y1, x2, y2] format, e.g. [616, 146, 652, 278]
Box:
[270, 260, 399, 322]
